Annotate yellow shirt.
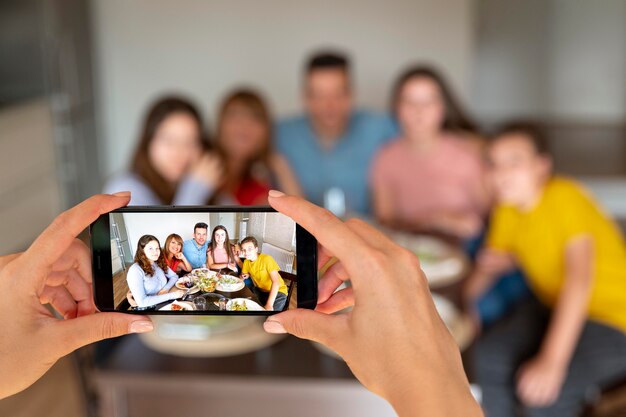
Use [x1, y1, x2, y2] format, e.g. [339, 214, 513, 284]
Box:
[242, 254, 288, 295]
[487, 177, 626, 333]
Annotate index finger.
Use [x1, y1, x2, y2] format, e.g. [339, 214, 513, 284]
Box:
[268, 192, 371, 270]
[25, 193, 131, 273]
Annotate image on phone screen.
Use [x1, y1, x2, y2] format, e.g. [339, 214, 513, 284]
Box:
[91, 207, 316, 314]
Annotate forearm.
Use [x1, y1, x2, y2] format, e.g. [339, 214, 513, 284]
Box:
[0, 253, 21, 272]
[465, 269, 499, 304]
[539, 275, 591, 366]
[389, 371, 483, 417]
[267, 282, 279, 307]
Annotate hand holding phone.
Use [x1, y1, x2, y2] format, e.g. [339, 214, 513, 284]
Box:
[90, 206, 317, 315]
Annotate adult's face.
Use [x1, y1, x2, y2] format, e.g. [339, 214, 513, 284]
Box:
[148, 112, 202, 183]
[168, 239, 182, 255]
[397, 77, 445, 139]
[219, 104, 267, 161]
[143, 240, 161, 262]
[304, 69, 352, 137]
[193, 228, 207, 246]
[488, 134, 551, 207]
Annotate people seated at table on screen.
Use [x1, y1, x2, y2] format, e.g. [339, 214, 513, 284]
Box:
[127, 235, 184, 308]
[275, 50, 397, 216]
[182, 222, 209, 269]
[103, 96, 222, 205]
[370, 65, 488, 240]
[240, 236, 288, 311]
[466, 122, 626, 416]
[210, 89, 301, 205]
[163, 233, 192, 275]
[207, 225, 242, 272]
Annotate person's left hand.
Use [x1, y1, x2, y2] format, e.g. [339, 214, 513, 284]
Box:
[265, 304, 274, 311]
[157, 289, 168, 295]
[517, 354, 567, 407]
[174, 252, 184, 260]
[0, 192, 154, 399]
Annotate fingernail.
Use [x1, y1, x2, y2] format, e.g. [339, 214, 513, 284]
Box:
[268, 190, 285, 198]
[129, 320, 154, 333]
[263, 319, 286, 334]
[113, 191, 131, 197]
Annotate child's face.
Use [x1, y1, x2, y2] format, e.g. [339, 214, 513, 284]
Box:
[241, 242, 258, 261]
[144, 240, 161, 262]
[488, 134, 551, 207]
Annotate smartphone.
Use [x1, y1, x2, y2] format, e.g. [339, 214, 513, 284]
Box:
[90, 206, 317, 315]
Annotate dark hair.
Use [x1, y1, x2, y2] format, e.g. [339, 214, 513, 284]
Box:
[194, 222, 209, 233]
[240, 236, 259, 248]
[491, 121, 551, 156]
[305, 51, 350, 74]
[212, 88, 273, 203]
[208, 225, 236, 264]
[131, 96, 209, 204]
[163, 233, 183, 261]
[391, 65, 478, 135]
[134, 235, 168, 275]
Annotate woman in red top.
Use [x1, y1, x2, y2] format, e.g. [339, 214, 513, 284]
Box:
[212, 89, 301, 205]
[163, 234, 192, 274]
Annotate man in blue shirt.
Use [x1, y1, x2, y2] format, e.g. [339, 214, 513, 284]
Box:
[276, 51, 397, 215]
[182, 222, 209, 269]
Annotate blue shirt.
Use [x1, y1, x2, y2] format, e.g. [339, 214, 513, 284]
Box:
[182, 239, 209, 269]
[276, 110, 397, 214]
[104, 173, 214, 205]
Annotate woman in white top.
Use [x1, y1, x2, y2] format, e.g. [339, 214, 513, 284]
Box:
[126, 235, 184, 308]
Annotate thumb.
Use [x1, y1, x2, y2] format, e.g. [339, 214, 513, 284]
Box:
[50, 313, 153, 356]
[263, 309, 345, 348]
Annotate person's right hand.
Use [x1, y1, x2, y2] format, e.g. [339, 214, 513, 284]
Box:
[263, 191, 482, 417]
[190, 152, 224, 188]
[0, 193, 153, 400]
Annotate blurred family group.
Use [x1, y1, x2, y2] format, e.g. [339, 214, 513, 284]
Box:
[105, 50, 626, 416]
[126, 222, 287, 311]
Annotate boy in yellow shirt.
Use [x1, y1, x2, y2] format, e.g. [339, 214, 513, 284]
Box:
[240, 236, 288, 311]
[466, 123, 626, 417]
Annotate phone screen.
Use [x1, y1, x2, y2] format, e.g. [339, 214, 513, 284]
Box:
[95, 208, 312, 314]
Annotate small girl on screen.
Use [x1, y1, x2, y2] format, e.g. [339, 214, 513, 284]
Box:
[206, 226, 241, 272]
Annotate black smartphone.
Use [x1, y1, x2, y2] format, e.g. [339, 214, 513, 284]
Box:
[90, 206, 317, 315]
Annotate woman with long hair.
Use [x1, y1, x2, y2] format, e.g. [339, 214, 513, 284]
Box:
[126, 235, 183, 307]
[163, 233, 191, 274]
[211, 88, 301, 205]
[104, 96, 223, 205]
[206, 225, 241, 272]
[370, 65, 489, 239]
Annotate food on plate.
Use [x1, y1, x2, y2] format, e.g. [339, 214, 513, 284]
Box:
[170, 303, 184, 311]
[229, 300, 248, 311]
[196, 275, 217, 293]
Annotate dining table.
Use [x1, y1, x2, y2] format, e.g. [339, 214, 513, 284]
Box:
[149, 269, 262, 311]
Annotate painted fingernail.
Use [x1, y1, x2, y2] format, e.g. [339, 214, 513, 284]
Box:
[268, 190, 285, 198]
[113, 191, 131, 197]
[263, 319, 286, 334]
[129, 320, 154, 333]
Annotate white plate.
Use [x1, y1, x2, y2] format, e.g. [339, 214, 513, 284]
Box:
[392, 234, 467, 288]
[159, 301, 195, 311]
[175, 278, 200, 293]
[226, 298, 265, 311]
[216, 276, 245, 292]
[191, 268, 215, 277]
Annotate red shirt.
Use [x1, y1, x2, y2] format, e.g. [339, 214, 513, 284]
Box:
[166, 256, 181, 273]
[235, 177, 270, 205]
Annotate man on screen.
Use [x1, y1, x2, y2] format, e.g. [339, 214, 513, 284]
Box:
[182, 222, 209, 269]
[240, 236, 288, 311]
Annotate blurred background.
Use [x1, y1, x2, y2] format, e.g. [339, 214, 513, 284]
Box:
[1, 1, 626, 416]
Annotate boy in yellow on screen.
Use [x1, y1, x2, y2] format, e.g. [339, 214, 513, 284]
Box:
[466, 122, 626, 417]
[240, 236, 288, 311]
